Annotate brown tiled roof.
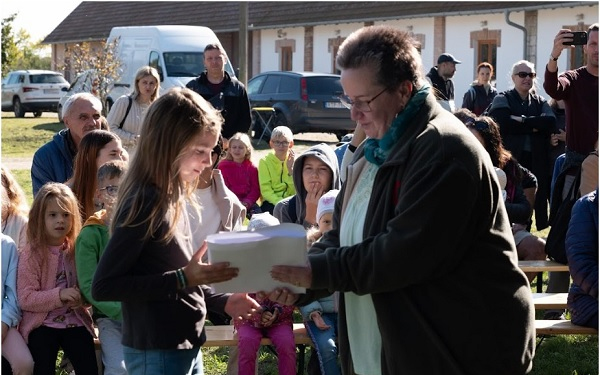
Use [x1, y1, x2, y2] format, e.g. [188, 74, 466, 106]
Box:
[43, 1, 588, 44]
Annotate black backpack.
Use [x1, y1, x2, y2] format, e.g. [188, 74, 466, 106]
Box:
[545, 170, 581, 264]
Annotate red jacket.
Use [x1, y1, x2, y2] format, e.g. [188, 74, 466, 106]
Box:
[218, 159, 261, 208]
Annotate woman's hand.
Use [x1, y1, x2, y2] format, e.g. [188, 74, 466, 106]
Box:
[183, 241, 239, 286]
[256, 288, 299, 306]
[271, 265, 312, 288]
[225, 293, 261, 321]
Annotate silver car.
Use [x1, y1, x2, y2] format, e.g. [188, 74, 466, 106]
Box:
[1, 70, 69, 118]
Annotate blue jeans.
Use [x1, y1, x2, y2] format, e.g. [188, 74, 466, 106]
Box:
[123, 345, 203, 375]
[97, 318, 127, 375]
[305, 313, 341, 375]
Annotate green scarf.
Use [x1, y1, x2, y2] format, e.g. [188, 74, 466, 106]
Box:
[364, 85, 430, 166]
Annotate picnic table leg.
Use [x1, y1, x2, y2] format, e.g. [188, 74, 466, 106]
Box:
[536, 272, 543, 293]
[297, 344, 306, 375]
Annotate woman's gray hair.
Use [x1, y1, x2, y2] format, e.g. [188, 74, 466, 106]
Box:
[62, 92, 103, 120]
[335, 25, 424, 91]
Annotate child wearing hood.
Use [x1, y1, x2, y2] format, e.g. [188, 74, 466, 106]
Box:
[274, 143, 341, 229]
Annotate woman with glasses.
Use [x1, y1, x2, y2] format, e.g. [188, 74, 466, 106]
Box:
[69, 130, 128, 222]
[263, 25, 535, 375]
[487, 60, 557, 230]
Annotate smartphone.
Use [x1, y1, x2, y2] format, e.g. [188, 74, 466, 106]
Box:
[563, 31, 588, 45]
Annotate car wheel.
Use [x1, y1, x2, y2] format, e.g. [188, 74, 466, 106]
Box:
[273, 111, 287, 128]
[34, 111, 43, 117]
[57, 104, 64, 122]
[13, 97, 25, 118]
[334, 131, 347, 142]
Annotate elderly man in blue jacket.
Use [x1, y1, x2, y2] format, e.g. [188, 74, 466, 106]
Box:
[31, 92, 103, 196]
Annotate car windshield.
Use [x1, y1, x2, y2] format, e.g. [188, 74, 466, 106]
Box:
[30, 74, 68, 84]
[163, 52, 236, 77]
[306, 77, 344, 95]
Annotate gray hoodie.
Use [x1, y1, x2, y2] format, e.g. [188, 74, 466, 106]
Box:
[274, 143, 340, 228]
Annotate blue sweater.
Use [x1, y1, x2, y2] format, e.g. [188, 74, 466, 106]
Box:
[1, 234, 21, 328]
[31, 129, 76, 196]
[566, 189, 599, 329]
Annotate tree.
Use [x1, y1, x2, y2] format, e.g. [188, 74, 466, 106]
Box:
[1, 14, 19, 76]
[61, 38, 122, 115]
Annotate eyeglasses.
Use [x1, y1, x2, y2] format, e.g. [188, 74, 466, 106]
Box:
[466, 120, 489, 132]
[272, 140, 290, 147]
[514, 72, 536, 79]
[338, 87, 387, 112]
[99, 185, 119, 196]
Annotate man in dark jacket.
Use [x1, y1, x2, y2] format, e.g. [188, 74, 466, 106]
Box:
[186, 44, 252, 142]
[426, 52, 461, 112]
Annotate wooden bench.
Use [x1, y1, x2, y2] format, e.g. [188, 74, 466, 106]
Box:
[518, 260, 569, 293]
[532, 293, 568, 310]
[205, 323, 311, 375]
[518, 260, 569, 273]
[535, 319, 598, 335]
[95, 323, 312, 374]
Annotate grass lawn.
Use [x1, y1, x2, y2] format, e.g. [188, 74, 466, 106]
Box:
[1, 113, 597, 375]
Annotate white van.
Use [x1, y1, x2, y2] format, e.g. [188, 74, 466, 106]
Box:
[106, 25, 235, 108]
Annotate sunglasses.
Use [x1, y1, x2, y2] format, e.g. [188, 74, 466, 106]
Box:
[466, 120, 489, 132]
[514, 72, 536, 79]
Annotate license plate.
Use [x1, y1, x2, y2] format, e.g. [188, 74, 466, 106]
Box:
[324, 101, 345, 109]
[43, 89, 59, 94]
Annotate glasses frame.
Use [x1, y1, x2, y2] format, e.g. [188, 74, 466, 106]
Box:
[99, 185, 119, 196]
[271, 140, 290, 147]
[339, 87, 387, 112]
[514, 72, 536, 79]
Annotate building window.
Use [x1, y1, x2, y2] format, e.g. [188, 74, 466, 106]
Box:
[331, 45, 340, 74]
[275, 39, 295, 71]
[470, 29, 501, 81]
[477, 40, 497, 80]
[280, 46, 293, 71]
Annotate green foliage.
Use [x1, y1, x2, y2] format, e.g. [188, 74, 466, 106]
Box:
[1, 14, 19, 76]
[60, 38, 122, 115]
[1, 16, 51, 74]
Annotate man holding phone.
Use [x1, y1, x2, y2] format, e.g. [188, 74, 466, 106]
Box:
[543, 24, 598, 320]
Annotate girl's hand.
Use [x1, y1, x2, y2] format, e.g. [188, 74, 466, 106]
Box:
[225, 293, 261, 321]
[311, 311, 331, 330]
[183, 242, 239, 286]
[286, 149, 295, 173]
[60, 287, 83, 307]
[304, 182, 324, 225]
[261, 309, 278, 327]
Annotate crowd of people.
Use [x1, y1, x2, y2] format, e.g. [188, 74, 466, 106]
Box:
[2, 23, 597, 375]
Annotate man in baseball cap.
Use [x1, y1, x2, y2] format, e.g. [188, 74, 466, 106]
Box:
[426, 53, 462, 112]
